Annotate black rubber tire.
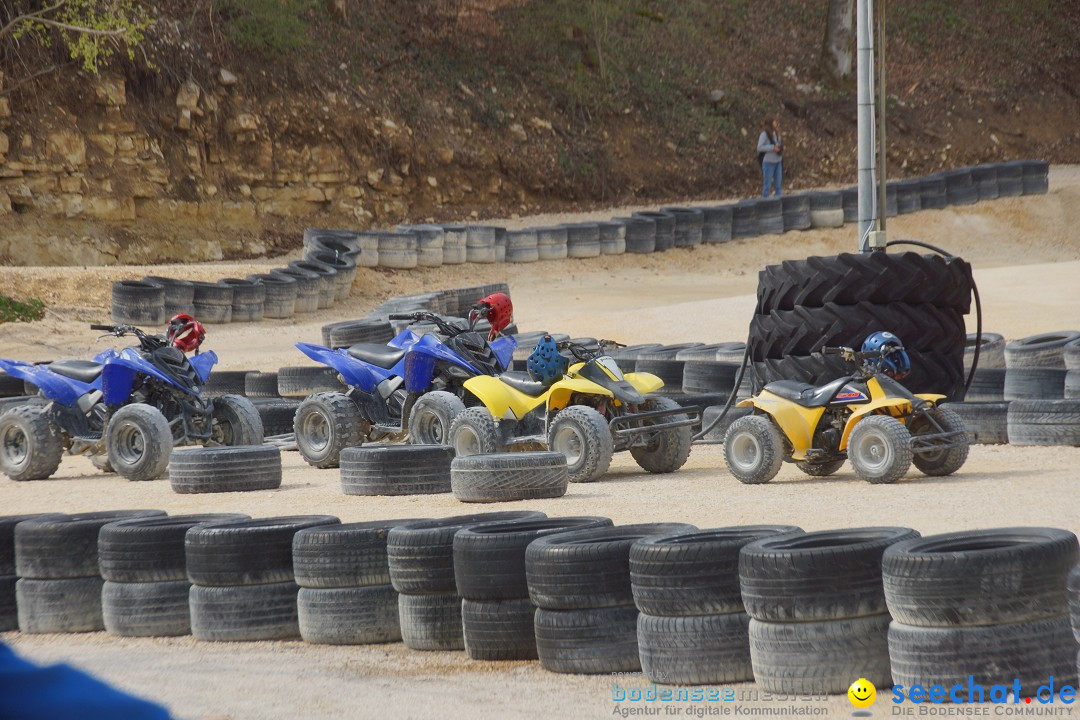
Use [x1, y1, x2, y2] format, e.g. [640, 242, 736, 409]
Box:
[323, 320, 394, 349]
[547, 405, 613, 483]
[143, 276, 195, 311]
[634, 345, 704, 394]
[398, 592, 464, 650]
[909, 406, 970, 476]
[210, 394, 264, 446]
[0, 575, 16, 631]
[780, 194, 811, 232]
[535, 605, 641, 674]
[739, 527, 919, 622]
[525, 523, 697, 610]
[340, 445, 454, 496]
[848, 415, 913, 484]
[795, 459, 845, 476]
[219, 278, 266, 306]
[289, 260, 337, 308]
[277, 366, 346, 398]
[1004, 367, 1067, 400]
[462, 597, 538, 660]
[630, 526, 802, 617]
[111, 280, 166, 325]
[660, 207, 704, 247]
[201, 370, 249, 397]
[1068, 370, 1080, 399]
[1069, 566, 1080, 642]
[387, 512, 546, 595]
[293, 519, 427, 589]
[408, 391, 466, 446]
[453, 516, 613, 601]
[696, 406, 752, 445]
[185, 515, 340, 586]
[629, 396, 693, 474]
[638, 612, 753, 684]
[749, 614, 893, 694]
[102, 580, 192, 637]
[271, 268, 320, 313]
[306, 252, 356, 302]
[189, 581, 300, 642]
[965, 368, 1006, 401]
[940, 401, 1008, 445]
[169, 445, 282, 494]
[14, 510, 165, 579]
[244, 371, 280, 398]
[99, 513, 249, 582]
[251, 398, 300, 436]
[722, 415, 785, 485]
[451, 452, 568, 503]
[17, 577, 105, 633]
[966, 332, 1006, 370]
[1005, 331, 1080, 369]
[1007, 399, 1080, 446]
[0, 514, 63, 575]
[756, 252, 973, 314]
[297, 585, 400, 645]
[449, 407, 503, 457]
[682, 361, 741, 394]
[0, 405, 63, 481]
[888, 616, 1077, 696]
[246, 274, 297, 319]
[294, 392, 365, 469]
[105, 403, 173, 482]
[191, 281, 234, 323]
[882, 528, 1078, 628]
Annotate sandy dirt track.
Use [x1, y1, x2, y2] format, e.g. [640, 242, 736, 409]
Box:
[2, 168, 1080, 719]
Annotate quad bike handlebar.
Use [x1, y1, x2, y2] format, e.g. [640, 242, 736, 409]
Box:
[556, 338, 625, 361]
[90, 323, 166, 353]
[821, 345, 901, 364]
[388, 311, 466, 338]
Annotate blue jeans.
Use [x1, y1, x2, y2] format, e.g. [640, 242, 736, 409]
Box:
[762, 161, 782, 197]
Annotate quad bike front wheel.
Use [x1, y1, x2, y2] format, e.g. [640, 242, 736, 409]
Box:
[449, 407, 502, 457]
[723, 415, 784, 485]
[909, 406, 969, 477]
[211, 394, 264, 447]
[409, 391, 466, 446]
[0, 406, 63, 481]
[294, 392, 365, 469]
[630, 397, 692, 474]
[105, 404, 173, 482]
[547, 405, 613, 483]
[847, 415, 912, 484]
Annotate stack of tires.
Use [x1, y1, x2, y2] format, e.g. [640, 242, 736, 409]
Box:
[219, 278, 265, 322]
[884, 529, 1079, 695]
[741, 527, 918, 693]
[525, 523, 695, 674]
[634, 344, 705, 394]
[620, 216, 656, 254]
[450, 452, 569, 503]
[1006, 332, 1080, 446]
[634, 211, 674, 251]
[340, 446, 455, 496]
[14, 510, 165, 633]
[751, 252, 973, 401]
[630, 526, 800, 685]
[186, 516, 340, 641]
[387, 512, 544, 651]
[943, 332, 1009, 445]
[453, 516, 612, 661]
[1, 514, 63, 631]
[294, 519, 425, 645]
[246, 273, 297, 319]
[702, 206, 733, 243]
[99, 514, 248, 637]
[144, 276, 195, 317]
[112, 280, 166, 325]
[1067, 339, 1080, 398]
[536, 226, 568, 261]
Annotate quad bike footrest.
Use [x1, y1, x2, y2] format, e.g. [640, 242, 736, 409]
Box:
[609, 406, 702, 438]
[910, 430, 971, 455]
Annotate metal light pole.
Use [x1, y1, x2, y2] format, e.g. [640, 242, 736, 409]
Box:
[856, 0, 878, 252]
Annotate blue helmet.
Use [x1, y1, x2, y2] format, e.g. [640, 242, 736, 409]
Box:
[861, 331, 911, 380]
[527, 334, 569, 387]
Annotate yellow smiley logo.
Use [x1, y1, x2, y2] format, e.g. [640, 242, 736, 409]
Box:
[848, 678, 876, 709]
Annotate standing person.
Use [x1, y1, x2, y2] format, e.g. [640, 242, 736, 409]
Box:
[757, 115, 783, 197]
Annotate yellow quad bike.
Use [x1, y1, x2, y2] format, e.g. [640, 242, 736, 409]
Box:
[450, 339, 701, 483]
[723, 345, 970, 484]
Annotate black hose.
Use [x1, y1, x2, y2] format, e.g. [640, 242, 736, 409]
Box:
[691, 341, 751, 442]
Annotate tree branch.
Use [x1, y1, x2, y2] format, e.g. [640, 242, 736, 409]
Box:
[0, 0, 68, 40]
[33, 17, 129, 38]
[0, 63, 59, 95]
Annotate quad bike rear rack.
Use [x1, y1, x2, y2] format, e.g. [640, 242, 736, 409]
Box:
[609, 405, 702, 438]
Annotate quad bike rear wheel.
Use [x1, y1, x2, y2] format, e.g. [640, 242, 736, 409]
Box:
[408, 391, 466, 446]
[294, 392, 365, 469]
[630, 397, 692, 474]
[0, 406, 63, 481]
[847, 415, 912, 484]
[450, 407, 502, 457]
[106, 404, 173, 482]
[723, 415, 784, 485]
[548, 405, 614, 483]
[211, 394, 264, 447]
[909, 406, 969, 477]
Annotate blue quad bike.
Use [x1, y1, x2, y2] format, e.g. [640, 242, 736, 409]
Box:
[293, 311, 516, 468]
[0, 324, 262, 482]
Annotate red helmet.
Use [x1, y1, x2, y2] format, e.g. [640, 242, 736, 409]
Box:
[167, 313, 205, 353]
[469, 292, 513, 340]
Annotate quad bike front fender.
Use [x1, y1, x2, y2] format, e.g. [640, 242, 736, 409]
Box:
[839, 398, 915, 450]
[915, 393, 945, 405]
[0, 359, 92, 407]
[740, 390, 825, 461]
[190, 351, 218, 384]
[546, 377, 613, 413]
[624, 371, 663, 395]
[462, 375, 547, 420]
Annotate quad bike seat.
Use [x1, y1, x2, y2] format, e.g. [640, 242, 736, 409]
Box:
[764, 377, 852, 408]
[498, 371, 549, 397]
[48, 360, 104, 383]
[346, 343, 406, 369]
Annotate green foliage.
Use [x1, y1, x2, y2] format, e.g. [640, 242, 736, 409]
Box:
[219, 0, 316, 56]
[894, 0, 959, 51]
[6, 0, 151, 74]
[0, 295, 45, 324]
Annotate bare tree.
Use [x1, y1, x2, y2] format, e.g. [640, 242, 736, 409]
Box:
[820, 0, 855, 84]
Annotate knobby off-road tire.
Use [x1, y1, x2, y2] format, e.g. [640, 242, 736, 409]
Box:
[525, 523, 697, 611]
[210, 394, 264, 446]
[629, 526, 802, 617]
[0, 405, 63, 481]
[408, 391, 466, 446]
[294, 392, 365, 469]
[102, 580, 192, 637]
[630, 397, 692, 474]
[723, 415, 784, 485]
[449, 407, 502, 457]
[794, 459, 845, 476]
[105, 404, 173, 482]
[17, 577, 106, 633]
[398, 592, 464, 651]
[739, 527, 919, 622]
[298, 585, 401, 645]
[293, 519, 427, 589]
[1007, 399, 1080, 446]
[909, 406, 970, 476]
[638, 612, 753, 685]
[547, 405, 614, 483]
[451, 452, 569, 503]
[882, 528, 1079, 627]
[454, 517, 613, 601]
[340, 445, 454, 496]
[170, 445, 281, 494]
[189, 582, 301, 642]
[99, 514, 249, 582]
[462, 597, 539, 660]
[534, 605, 641, 674]
[940, 402, 1008, 445]
[15, 510, 165, 579]
[847, 415, 913, 484]
[749, 614, 893, 694]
